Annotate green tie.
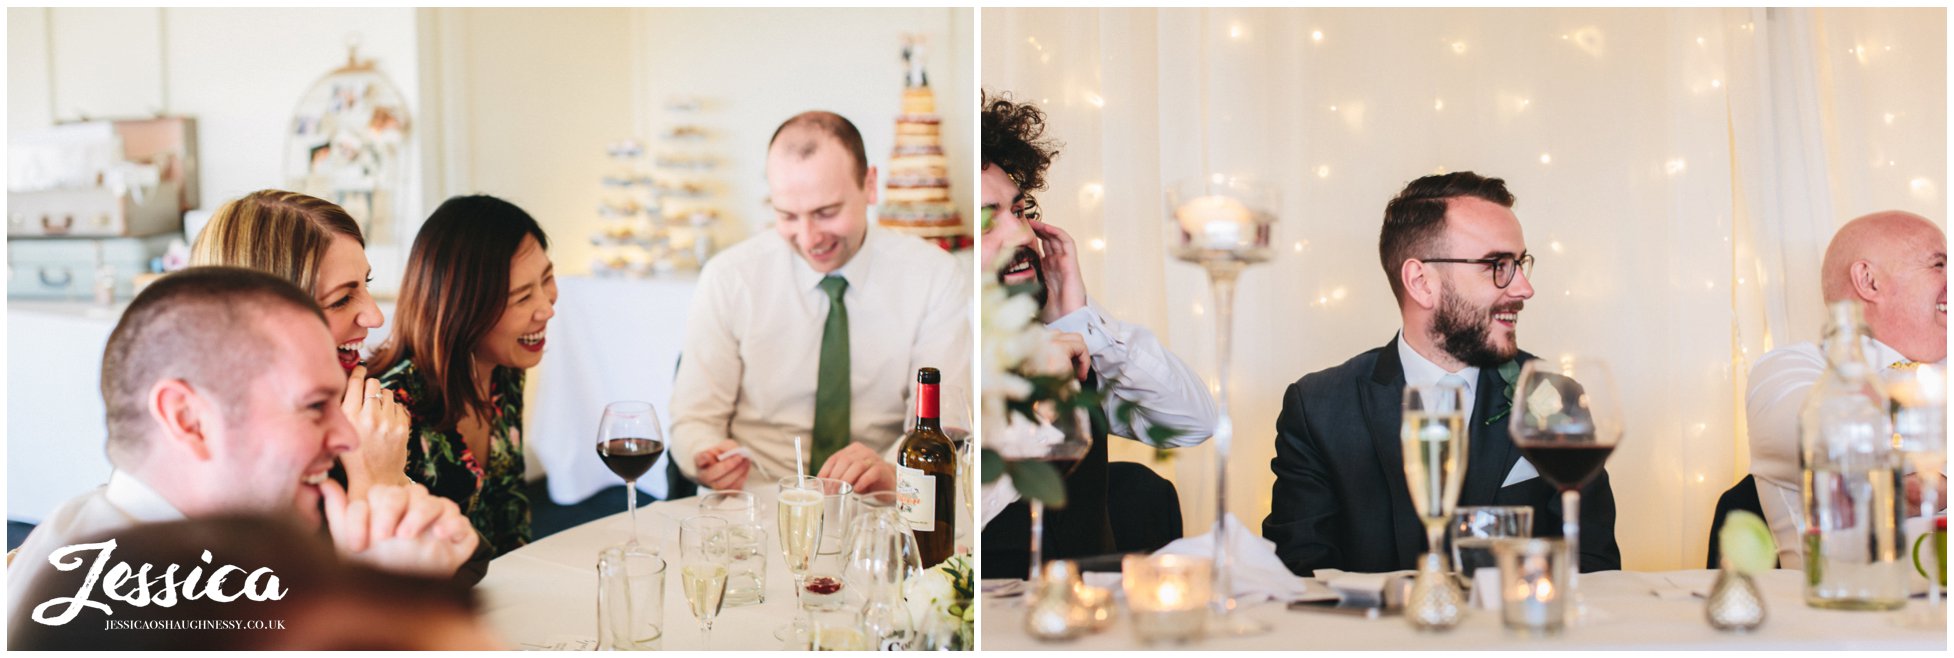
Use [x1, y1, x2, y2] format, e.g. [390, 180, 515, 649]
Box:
[812, 276, 851, 472]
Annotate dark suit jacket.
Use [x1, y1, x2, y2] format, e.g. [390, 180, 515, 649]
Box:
[1261, 336, 1621, 576]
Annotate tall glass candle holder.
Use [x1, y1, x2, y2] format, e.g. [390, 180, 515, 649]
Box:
[1165, 175, 1276, 636]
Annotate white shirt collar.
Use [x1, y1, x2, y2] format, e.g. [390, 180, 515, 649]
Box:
[104, 470, 186, 524]
[788, 224, 880, 295]
[1397, 329, 1480, 393]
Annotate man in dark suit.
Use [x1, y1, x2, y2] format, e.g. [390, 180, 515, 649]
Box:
[1262, 171, 1620, 576]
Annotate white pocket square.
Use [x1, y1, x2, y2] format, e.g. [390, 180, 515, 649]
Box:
[1502, 457, 1539, 487]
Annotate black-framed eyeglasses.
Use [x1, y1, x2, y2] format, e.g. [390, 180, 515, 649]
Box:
[1013, 194, 1042, 223]
[1420, 253, 1535, 288]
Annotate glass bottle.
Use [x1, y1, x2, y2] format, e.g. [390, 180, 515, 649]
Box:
[1799, 301, 1907, 610]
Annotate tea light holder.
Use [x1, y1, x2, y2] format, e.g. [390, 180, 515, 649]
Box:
[1122, 554, 1212, 644]
[1074, 584, 1116, 633]
[1025, 560, 1089, 642]
[1493, 538, 1567, 635]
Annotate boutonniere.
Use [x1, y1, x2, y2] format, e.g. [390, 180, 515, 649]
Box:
[1484, 359, 1521, 426]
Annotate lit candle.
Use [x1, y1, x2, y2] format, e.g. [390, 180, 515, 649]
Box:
[1158, 581, 1185, 607]
[1495, 538, 1567, 635]
[1176, 194, 1250, 248]
[1122, 554, 1210, 644]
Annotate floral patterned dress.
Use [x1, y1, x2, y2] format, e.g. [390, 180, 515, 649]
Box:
[378, 358, 531, 558]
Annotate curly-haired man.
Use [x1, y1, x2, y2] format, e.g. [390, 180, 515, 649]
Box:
[978, 92, 1217, 577]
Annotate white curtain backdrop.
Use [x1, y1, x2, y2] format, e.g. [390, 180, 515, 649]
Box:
[981, 7, 1944, 571]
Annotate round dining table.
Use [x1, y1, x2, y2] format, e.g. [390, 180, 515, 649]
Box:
[477, 481, 971, 651]
[978, 568, 1945, 650]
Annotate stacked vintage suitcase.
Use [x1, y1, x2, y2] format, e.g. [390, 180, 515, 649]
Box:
[8, 117, 198, 301]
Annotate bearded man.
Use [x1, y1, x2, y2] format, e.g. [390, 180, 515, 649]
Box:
[1261, 172, 1621, 576]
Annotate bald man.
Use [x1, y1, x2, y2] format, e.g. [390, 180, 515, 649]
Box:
[1746, 210, 1947, 568]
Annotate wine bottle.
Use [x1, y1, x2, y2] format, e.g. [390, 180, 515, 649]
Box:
[897, 367, 956, 566]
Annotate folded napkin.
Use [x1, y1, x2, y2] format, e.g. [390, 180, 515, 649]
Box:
[1153, 513, 1335, 602]
[1310, 568, 1417, 608]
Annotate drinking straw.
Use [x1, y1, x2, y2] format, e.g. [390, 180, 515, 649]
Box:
[795, 435, 806, 482]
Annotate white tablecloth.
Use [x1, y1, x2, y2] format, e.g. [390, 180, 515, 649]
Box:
[526, 275, 696, 504]
[979, 569, 1945, 650]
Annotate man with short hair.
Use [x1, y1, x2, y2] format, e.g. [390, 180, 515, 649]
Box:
[672, 111, 970, 494]
[976, 93, 1217, 576]
[7, 267, 478, 614]
[1263, 172, 1620, 576]
[1747, 210, 1947, 568]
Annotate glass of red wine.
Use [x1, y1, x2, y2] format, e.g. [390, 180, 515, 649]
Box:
[1506, 356, 1622, 624]
[597, 401, 666, 548]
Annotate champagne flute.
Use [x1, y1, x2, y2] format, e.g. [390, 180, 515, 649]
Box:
[1404, 383, 1469, 560]
[1507, 357, 1624, 624]
[1402, 382, 1468, 629]
[596, 401, 666, 548]
[776, 475, 828, 604]
[678, 515, 731, 650]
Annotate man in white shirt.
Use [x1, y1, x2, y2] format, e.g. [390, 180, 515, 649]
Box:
[672, 111, 969, 494]
[976, 93, 1216, 573]
[8, 268, 478, 619]
[1263, 172, 1619, 575]
[1746, 210, 1946, 568]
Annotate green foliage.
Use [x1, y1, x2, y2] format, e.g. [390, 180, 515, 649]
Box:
[1007, 459, 1067, 509]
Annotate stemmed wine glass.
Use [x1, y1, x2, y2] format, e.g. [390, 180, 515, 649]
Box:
[915, 383, 975, 545]
[1507, 356, 1623, 625]
[993, 401, 1092, 587]
[678, 515, 732, 650]
[596, 401, 666, 548]
[1402, 383, 1469, 629]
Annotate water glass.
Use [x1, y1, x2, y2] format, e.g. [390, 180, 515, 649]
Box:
[698, 490, 758, 523]
[1494, 538, 1568, 635]
[1451, 506, 1534, 583]
[698, 491, 766, 606]
[597, 544, 666, 650]
[805, 606, 868, 650]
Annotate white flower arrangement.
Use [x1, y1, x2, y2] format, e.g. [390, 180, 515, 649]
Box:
[903, 552, 973, 649]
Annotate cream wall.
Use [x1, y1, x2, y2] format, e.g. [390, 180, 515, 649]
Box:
[629, 7, 971, 272]
[8, 7, 424, 283]
[9, 7, 423, 205]
[417, 7, 971, 277]
[423, 7, 637, 276]
[10, 7, 972, 281]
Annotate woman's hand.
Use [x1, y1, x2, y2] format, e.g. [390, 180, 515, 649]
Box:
[339, 365, 412, 498]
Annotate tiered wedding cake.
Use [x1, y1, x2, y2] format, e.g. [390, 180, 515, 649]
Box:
[878, 39, 967, 251]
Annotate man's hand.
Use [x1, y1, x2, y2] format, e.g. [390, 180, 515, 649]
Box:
[338, 365, 412, 499]
[1906, 472, 1948, 511]
[320, 480, 477, 577]
[1044, 331, 1091, 382]
[817, 442, 896, 493]
[1032, 221, 1089, 322]
[694, 439, 751, 491]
